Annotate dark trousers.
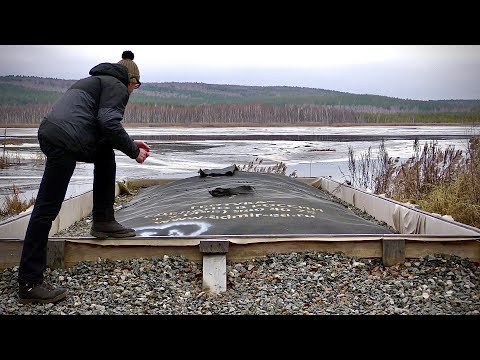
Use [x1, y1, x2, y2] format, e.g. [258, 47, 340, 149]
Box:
[18, 138, 116, 284]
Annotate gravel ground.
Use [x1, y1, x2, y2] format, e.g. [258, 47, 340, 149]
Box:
[1, 187, 478, 315]
[1, 252, 478, 315]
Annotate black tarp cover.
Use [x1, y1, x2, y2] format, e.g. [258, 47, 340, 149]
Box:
[116, 171, 393, 237]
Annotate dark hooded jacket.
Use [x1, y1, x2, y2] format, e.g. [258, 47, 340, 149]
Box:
[38, 62, 140, 163]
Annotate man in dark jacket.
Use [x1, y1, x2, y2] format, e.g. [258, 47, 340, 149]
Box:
[17, 50, 150, 304]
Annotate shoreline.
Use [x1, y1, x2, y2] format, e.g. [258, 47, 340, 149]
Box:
[0, 122, 472, 129]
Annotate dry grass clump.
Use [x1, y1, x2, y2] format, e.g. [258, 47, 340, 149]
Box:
[1, 139, 24, 145]
[388, 139, 465, 200]
[33, 151, 46, 165]
[347, 140, 400, 194]
[0, 184, 36, 217]
[1, 128, 23, 169]
[347, 135, 480, 228]
[417, 136, 480, 226]
[0, 150, 22, 169]
[419, 179, 480, 227]
[238, 157, 297, 177]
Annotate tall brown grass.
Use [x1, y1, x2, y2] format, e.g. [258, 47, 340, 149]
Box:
[348, 135, 480, 228]
[418, 136, 480, 226]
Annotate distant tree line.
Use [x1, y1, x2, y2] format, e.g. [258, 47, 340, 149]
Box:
[0, 103, 478, 126]
[2, 76, 480, 112]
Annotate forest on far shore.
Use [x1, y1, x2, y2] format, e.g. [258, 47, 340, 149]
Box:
[1, 75, 479, 126]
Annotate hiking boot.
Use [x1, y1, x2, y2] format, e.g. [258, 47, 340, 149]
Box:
[18, 282, 67, 304]
[90, 220, 136, 239]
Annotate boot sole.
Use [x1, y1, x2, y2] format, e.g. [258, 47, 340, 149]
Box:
[90, 230, 136, 239]
[19, 291, 67, 304]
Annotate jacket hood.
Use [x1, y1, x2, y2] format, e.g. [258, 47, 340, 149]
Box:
[89, 63, 129, 87]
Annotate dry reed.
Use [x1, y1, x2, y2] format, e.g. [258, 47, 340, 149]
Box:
[347, 135, 480, 228]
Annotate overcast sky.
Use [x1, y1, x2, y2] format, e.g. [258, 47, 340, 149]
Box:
[1, 45, 479, 101]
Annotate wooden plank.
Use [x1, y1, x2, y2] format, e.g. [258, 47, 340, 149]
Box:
[3, 238, 476, 271]
[63, 242, 203, 267]
[406, 240, 480, 261]
[202, 254, 227, 293]
[199, 240, 229, 253]
[0, 239, 23, 269]
[227, 241, 383, 262]
[382, 239, 405, 266]
[47, 239, 65, 269]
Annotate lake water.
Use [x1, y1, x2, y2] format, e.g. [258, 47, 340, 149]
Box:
[0, 125, 477, 207]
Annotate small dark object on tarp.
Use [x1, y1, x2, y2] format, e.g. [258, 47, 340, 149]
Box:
[209, 185, 255, 197]
[199, 164, 238, 177]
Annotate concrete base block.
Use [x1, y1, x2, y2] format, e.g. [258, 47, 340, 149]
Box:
[202, 254, 227, 293]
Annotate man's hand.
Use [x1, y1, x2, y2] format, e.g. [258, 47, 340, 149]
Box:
[134, 140, 150, 164]
[134, 140, 151, 152]
[136, 148, 149, 163]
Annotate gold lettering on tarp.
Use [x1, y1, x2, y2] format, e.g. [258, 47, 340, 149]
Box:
[146, 201, 324, 225]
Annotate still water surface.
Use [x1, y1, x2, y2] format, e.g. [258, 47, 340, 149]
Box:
[0, 125, 476, 206]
